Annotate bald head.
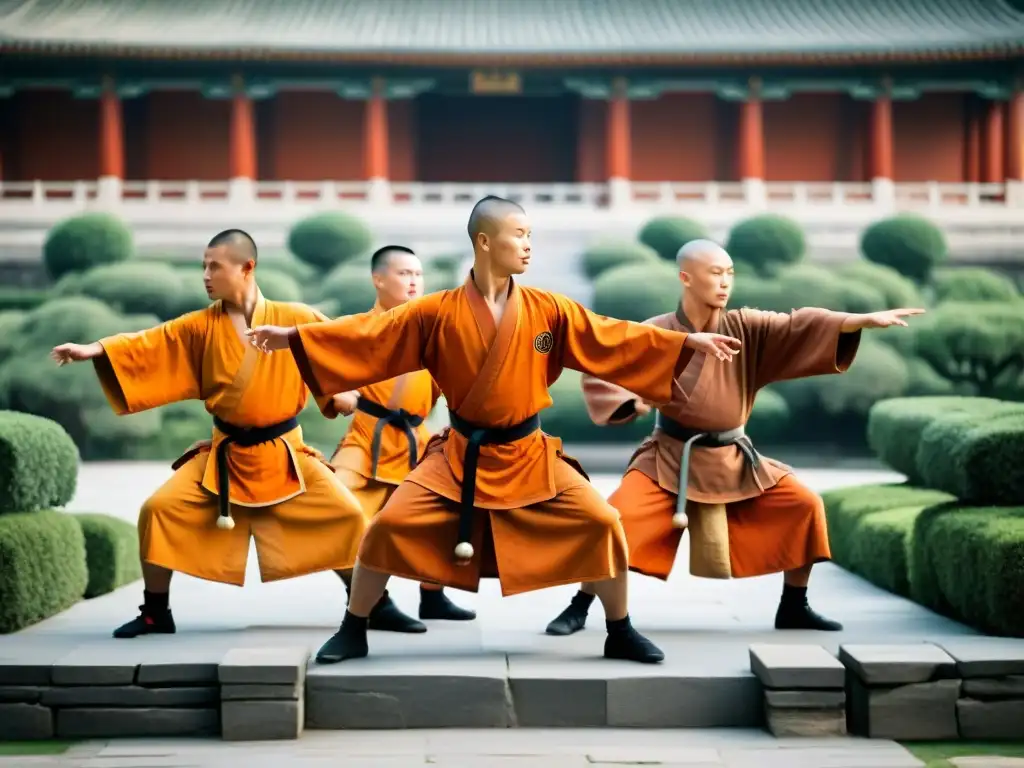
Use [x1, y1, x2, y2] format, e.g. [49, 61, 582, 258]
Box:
[677, 239, 735, 310]
[207, 229, 258, 265]
[467, 195, 526, 243]
[677, 239, 731, 271]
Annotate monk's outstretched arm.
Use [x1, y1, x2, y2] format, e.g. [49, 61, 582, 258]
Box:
[286, 300, 434, 399]
[746, 307, 861, 386]
[293, 305, 361, 419]
[558, 298, 694, 408]
[93, 313, 206, 415]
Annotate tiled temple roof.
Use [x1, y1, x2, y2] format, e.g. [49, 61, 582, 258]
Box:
[2, 0, 1023, 63]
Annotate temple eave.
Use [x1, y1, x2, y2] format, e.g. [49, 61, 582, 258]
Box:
[2, 42, 1023, 66]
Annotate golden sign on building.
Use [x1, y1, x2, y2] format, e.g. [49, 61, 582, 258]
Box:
[470, 70, 522, 94]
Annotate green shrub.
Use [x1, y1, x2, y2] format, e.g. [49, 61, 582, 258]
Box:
[836, 260, 926, 309]
[319, 261, 378, 316]
[297, 398, 351, 457]
[424, 268, 458, 295]
[846, 506, 927, 597]
[428, 253, 467, 273]
[75, 513, 142, 599]
[257, 249, 318, 285]
[0, 411, 79, 516]
[287, 212, 373, 272]
[746, 386, 791, 444]
[637, 216, 709, 262]
[542, 368, 655, 443]
[910, 504, 1024, 637]
[725, 215, 805, 277]
[173, 272, 213, 316]
[911, 301, 1024, 399]
[0, 510, 88, 633]
[915, 410, 1024, 506]
[0, 288, 50, 312]
[904, 357, 957, 396]
[43, 213, 133, 281]
[866, 396, 1015, 480]
[67, 262, 185, 321]
[591, 261, 680, 323]
[860, 214, 947, 283]
[581, 240, 660, 280]
[932, 267, 1020, 304]
[729, 264, 888, 315]
[256, 268, 303, 303]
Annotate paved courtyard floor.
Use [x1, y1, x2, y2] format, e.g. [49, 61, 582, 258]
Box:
[0, 462, 995, 766]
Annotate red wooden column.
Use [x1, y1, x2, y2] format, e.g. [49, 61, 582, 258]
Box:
[963, 97, 982, 183]
[738, 79, 764, 181]
[1006, 85, 1023, 181]
[983, 100, 1005, 184]
[97, 76, 124, 201]
[363, 77, 391, 203]
[229, 76, 257, 188]
[868, 82, 894, 204]
[606, 77, 631, 206]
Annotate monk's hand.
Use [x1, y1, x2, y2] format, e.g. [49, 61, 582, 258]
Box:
[860, 308, 927, 329]
[50, 342, 102, 366]
[634, 401, 652, 417]
[685, 332, 742, 362]
[245, 325, 293, 354]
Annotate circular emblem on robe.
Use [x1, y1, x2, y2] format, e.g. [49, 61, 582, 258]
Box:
[533, 330, 554, 355]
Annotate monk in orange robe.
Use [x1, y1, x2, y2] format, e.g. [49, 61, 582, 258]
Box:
[543, 239, 926, 636]
[247, 197, 742, 666]
[328, 244, 474, 625]
[49, 229, 416, 638]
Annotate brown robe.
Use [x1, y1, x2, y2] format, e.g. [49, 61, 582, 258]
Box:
[584, 305, 861, 579]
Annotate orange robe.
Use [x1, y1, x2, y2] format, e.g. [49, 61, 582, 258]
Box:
[290, 274, 695, 596]
[93, 290, 368, 586]
[583, 305, 862, 581]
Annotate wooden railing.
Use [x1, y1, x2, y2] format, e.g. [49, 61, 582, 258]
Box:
[0, 179, 1014, 209]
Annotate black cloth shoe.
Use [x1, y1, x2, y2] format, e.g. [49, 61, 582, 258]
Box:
[112, 606, 176, 638]
[419, 587, 476, 621]
[316, 611, 369, 664]
[367, 590, 427, 633]
[774, 585, 843, 631]
[603, 615, 664, 664]
[545, 590, 594, 636]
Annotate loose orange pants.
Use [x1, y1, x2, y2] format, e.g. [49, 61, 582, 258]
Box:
[611, 469, 831, 580]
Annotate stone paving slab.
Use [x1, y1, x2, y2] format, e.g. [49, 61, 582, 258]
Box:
[839, 643, 958, 685]
[749, 643, 845, 689]
[935, 637, 1024, 677]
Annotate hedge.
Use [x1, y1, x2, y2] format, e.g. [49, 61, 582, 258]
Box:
[835, 260, 925, 310]
[0, 411, 79, 515]
[725, 214, 805, 277]
[581, 240, 659, 279]
[932, 267, 1020, 304]
[0, 287, 50, 313]
[860, 214, 947, 283]
[637, 216, 708, 262]
[76, 513, 143, 599]
[43, 213, 133, 281]
[0, 510, 89, 633]
[591, 261, 681, 322]
[319, 260, 378, 316]
[287, 212, 373, 272]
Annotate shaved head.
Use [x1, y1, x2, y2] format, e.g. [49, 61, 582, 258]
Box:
[467, 195, 526, 242]
[371, 244, 416, 274]
[677, 239, 731, 270]
[207, 229, 258, 265]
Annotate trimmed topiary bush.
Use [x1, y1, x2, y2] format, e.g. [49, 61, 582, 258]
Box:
[43, 213, 133, 281]
[746, 387, 791, 444]
[319, 261, 379, 316]
[725, 214, 805, 277]
[66, 262, 186, 321]
[0, 510, 88, 633]
[0, 288, 50, 313]
[255, 268, 303, 303]
[287, 212, 373, 272]
[860, 214, 947, 283]
[0, 411, 79, 516]
[836, 260, 925, 309]
[591, 261, 680, 323]
[932, 266, 1020, 304]
[75, 513, 143, 599]
[637, 216, 709, 262]
[581, 240, 660, 280]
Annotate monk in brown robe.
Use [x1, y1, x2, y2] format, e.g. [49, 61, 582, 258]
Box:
[49, 229, 420, 638]
[247, 197, 743, 666]
[328, 244, 475, 625]
[544, 239, 926, 636]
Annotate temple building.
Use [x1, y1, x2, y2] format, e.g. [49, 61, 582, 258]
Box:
[1, 0, 1023, 209]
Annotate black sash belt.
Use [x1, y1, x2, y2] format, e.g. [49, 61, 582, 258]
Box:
[212, 415, 298, 527]
[356, 397, 425, 477]
[654, 413, 760, 518]
[448, 410, 542, 561]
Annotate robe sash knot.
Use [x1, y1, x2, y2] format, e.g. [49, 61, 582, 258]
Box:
[212, 415, 300, 525]
[356, 397, 425, 478]
[654, 413, 761, 518]
[447, 409, 542, 560]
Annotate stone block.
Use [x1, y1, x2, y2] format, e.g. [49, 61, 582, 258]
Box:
[51, 648, 138, 686]
[222, 698, 303, 741]
[0, 685, 45, 703]
[765, 704, 847, 738]
[509, 678, 606, 727]
[0, 702, 53, 739]
[840, 643, 957, 685]
[41, 685, 218, 708]
[749, 644, 845, 690]
[957, 698, 1024, 740]
[962, 676, 1024, 700]
[938, 638, 1024, 678]
[606, 676, 762, 728]
[220, 683, 300, 701]
[848, 677, 960, 740]
[218, 647, 309, 686]
[56, 707, 220, 738]
[137, 662, 219, 686]
[764, 689, 845, 709]
[0, 646, 65, 685]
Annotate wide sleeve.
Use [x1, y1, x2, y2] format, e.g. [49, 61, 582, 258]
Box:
[581, 374, 645, 426]
[289, 299, 433, 399]
[291, 304, 346, 418]
[558, 298, 694, 407]
[746, 307, 861, 386]
[93, 311, 206, 415]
